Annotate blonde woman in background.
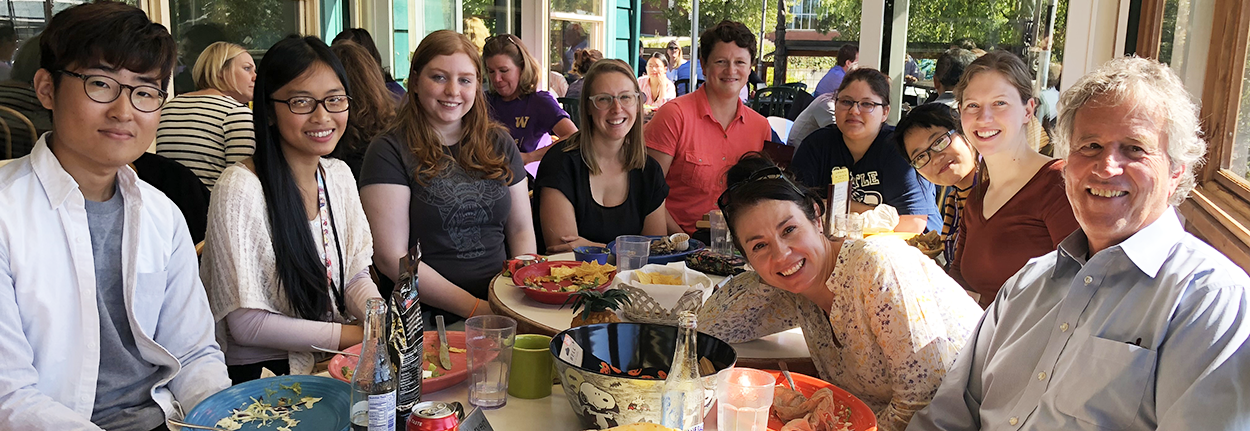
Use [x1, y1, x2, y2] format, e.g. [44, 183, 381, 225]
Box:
[156, 41, 256, 190]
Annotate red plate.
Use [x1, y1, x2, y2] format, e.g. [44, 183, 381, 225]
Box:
[765, 370, 877, 431]
[328, 331, 468, 394]
[511, 260, 616, 305]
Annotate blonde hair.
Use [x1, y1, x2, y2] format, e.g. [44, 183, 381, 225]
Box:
[391, 30, 512, 185]
[192, 41, 249, 93]
[482, 34, 541, 96]
[562, 59, 646, 174]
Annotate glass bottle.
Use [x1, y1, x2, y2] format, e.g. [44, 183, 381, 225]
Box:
[661, 311, 705, 431]
[350, 298, 397, 431]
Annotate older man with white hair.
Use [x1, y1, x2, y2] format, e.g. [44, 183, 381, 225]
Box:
[906, 56, 1250, 431]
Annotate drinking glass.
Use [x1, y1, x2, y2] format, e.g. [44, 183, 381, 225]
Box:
[615, 235, 651, 272]
[715, 368, 776, 431]
[709, 210, 733, 256]
[466, 315, 517, 409]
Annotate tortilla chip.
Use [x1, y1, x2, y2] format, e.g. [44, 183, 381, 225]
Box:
[638, 271, 683, 285]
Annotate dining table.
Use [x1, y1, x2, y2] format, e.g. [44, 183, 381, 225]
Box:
[487, 252, 819, 376]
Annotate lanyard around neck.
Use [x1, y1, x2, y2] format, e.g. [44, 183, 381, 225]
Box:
[315, 167, 348, 317]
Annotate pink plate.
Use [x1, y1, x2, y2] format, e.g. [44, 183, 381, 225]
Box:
[511, 261, 616, 305]
[766, 370, 877, 431]
[329, 331, 468, 394]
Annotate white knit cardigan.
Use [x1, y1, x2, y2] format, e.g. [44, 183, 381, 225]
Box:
[200, 158, 374, 374]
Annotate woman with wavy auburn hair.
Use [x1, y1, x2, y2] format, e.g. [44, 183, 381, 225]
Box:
[534, 59, 669, 253]
[329, 40, 397, 179]
[359, 30, 535, 324]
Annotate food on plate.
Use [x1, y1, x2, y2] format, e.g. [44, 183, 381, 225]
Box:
[636, 271, 683, 285]
[602, 423, 678, 431]
[773, 385, 854, 431]
[523, 261, 616, 292]
[212, 392, 323, 431]
[566, 289, 631, 327]
[906, 230, 942, 254]
[420, 344, 468, 378]
[649, 234, 690, 255]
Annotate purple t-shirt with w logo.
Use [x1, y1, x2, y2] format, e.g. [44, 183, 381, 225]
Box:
[486, 91, 570, 153]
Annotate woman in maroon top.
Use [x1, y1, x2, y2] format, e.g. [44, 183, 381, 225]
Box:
[950, 51, 1079, 307]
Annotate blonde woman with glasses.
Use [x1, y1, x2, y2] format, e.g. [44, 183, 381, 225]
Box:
[534, 59, 669, 253]
[156, 41, 257, 190]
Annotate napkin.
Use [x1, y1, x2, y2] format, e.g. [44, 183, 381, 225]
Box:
[862, 204, 900, 232]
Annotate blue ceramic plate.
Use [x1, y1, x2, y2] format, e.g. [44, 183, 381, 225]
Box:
[183, 375, 352, 431]
[607, 235, 707, 265]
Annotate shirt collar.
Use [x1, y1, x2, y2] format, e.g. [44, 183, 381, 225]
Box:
[694, 86, 746, 125]
[1054, 207, 1183, 278]
[31, 132, 142, 209]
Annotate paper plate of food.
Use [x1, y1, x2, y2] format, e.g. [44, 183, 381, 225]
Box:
[328, 331, 469, 394]
[182, 375, 351, 431]
[607, 234, 706, 265]
[905, 231, 944, 259]
[513, 260, 617, 304]
[766, 370, 877, 431]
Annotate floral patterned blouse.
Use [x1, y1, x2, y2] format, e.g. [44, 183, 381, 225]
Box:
[699, 237, 983, 431]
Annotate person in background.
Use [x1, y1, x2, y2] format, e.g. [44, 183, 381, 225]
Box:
[560, 23, 589, 77]
[0, 35, 52, 159]
[333, 28, 405, 104]
[639, 52, 676, 116]
[908, 55, 1250, 431]
[173, 23, 227, 95]
[792, 68, 940, 233]
[702, 155, 982, 431]
[0, 24, 17, 81]
[665, 39, 687, 79]
[926, 48, 976, 108]
[201, 35, 381, 383]
[329, 40, 397, 179]
[483, 34, 578, 165]
[813, 43, 858, 97]
[535, 59, 669, 253]
[463, 17, 490, 53]
[894, 103, 978, 268]
[1035, 61, 1062, 125]
[786, 92, 837, 148]
[156, 41, 256, 191]
[948, 51, 1078, 307]
[548, 70, 569, 98]
[904, 53, 921, 84]
[644, 20, 771, 235]
[565, 48, 603, 99]
[0, 3, 231, 428]
[360, 30, 535, 324]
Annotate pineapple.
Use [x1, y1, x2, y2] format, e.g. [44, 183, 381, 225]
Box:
[565, 289, 631, 327]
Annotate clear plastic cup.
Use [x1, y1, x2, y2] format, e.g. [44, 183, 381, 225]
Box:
[715, 368, 776, 431]
[465, 315, 517, 409]
[709, 210, 733, 256]
[615, 235, 652, 272]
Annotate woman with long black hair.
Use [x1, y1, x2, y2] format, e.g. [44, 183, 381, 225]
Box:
[201, 35, 382, 383]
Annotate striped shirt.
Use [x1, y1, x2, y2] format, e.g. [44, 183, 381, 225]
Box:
[940, 178, 977, 267]
[155, 94, 255, 190]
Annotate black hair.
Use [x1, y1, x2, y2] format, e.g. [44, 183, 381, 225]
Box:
[698, 20, 756, 65]
[952, 37, 978, 51]
[836, 44, 859, 68]
[253, 35, 353, 321]
[934, 48, 976, 89]
[0, 24, 16, 43]
[837, 68, 891, 106]
[893, 103, 961, 157]
[718, 153, 824, 253]
[40, 1, 177, 87]
[333, 28, 395, 83]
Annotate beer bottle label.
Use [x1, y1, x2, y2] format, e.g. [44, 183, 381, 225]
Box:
[368, 391, 397, 431]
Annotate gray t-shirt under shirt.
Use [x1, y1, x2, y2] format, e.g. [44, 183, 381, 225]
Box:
[84, 188, 165, 431]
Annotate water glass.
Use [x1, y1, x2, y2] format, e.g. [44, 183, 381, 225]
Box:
[834, 213, 864, 239]
[466, 315, 517, 409]
[615, 235, 651, 272]
[715, 368, 776, 431]
[709, 210, 733, 256]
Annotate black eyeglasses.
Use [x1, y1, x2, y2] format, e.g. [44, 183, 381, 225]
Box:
[58, 70, 167, 113]
[588, 92, 640, 110]
[835, 98, 887, 114]
[717, 166, 807, 209]
[909, 129, 957, 170]
[273, 95, 351, 114]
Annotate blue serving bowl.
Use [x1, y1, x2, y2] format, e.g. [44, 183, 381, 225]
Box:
[573, 246, 611, 264]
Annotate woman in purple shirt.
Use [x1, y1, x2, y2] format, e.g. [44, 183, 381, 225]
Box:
[483, 34, 579, 165]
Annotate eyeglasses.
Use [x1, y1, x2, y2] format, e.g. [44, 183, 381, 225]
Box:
[588, 92, 640, 110]
[273, 95, 351, 114]
[835, 98, 886, 113]
[58, 70, 167, 113]
[909, 129, 957, 170]
[486, 34, 521, 50]
[716, 165, 808, 209]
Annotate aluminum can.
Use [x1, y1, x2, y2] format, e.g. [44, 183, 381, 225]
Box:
[406, 401, 461, 431]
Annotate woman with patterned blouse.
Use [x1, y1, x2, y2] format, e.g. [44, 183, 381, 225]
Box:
[699, 154, 983, 431]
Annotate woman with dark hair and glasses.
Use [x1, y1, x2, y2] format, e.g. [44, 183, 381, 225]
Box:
[200, 35, 382, 383]
[790, 68, 940, 234]
[534, 59, 669, 253]
[482, 34, 578, 166]
[699, 154, 982, 431]
[893, 103, 980, 267]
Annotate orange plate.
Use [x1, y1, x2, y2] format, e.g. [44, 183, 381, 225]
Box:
[511, 261, 616, 305]
[766, 370, 878, 431]
[328, 331, 468, 394]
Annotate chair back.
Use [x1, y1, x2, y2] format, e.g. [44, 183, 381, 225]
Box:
[675, 78, 704, 96]
[749, 86, 800, 118]
[781, 82, 808, 92]
[0, 106, 37, 159]
[557, 97, 581, 128]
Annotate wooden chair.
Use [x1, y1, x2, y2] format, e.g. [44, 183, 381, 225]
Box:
[0, 106, 38, 159]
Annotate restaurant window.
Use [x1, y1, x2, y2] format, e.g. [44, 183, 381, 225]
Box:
[1227, 32, 1250, 182]
[169, 0, 299, 93]
[406, 0, 522, 81]
[0, 0, 139, 41]
[550, 18, 601, 78]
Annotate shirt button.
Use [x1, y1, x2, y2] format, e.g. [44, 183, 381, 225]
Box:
[1009, 417, 1018, 426]
[1060, 322, 1069, 332]
[1038, 371, 1047, 381]
[1084, 276, 1093, 284]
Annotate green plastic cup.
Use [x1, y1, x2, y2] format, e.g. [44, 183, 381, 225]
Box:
[507, 334, 554, 399]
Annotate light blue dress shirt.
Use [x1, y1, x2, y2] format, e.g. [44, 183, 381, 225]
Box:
[906, 208, 1250, 431]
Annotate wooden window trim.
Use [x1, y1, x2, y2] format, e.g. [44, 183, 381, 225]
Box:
[1135, 0, 1166, 59]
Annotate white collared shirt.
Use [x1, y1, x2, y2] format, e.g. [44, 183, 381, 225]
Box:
[0, 134, 230, 429]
